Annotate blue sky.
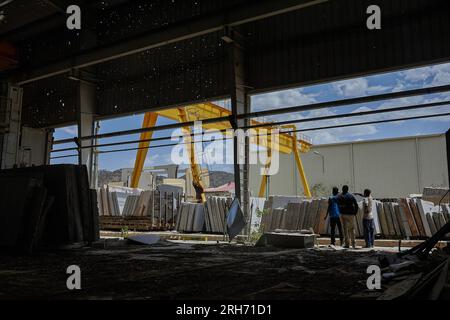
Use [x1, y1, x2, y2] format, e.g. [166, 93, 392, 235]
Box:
[52, 62, 450, 172]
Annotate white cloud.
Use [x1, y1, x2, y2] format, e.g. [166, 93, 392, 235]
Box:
[350, 94, 450, 123]
[144, 153, 161, 166]
[401, 68, 433, 83]
[332, 78, 389, 97]
[61, 125, 78, 136]
[267, 107, 380, 144]
[399, 62, 450, 87]
[307, 124, 378, 144]
[251, 88, 317, 111]
[249, 63, 450, 144]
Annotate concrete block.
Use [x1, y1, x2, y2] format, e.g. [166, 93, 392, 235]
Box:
[255, 232, 316, 248]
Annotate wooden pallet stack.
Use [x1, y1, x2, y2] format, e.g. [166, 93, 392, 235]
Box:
[0, 165, 99, 253]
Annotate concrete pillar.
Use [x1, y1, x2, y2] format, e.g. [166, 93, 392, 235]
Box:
[77, 80, 96, 187]
[0, 82, 22, 169]
[446, 129, 450, 188]
[226, 27, 250, 219]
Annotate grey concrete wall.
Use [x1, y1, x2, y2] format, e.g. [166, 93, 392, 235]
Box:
[249, 134, 449, 199]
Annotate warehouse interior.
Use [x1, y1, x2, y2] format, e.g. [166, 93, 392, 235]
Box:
[1, 0, 450, 301]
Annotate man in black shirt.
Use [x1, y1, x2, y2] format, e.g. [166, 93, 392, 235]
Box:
[338, 185, 359, 249]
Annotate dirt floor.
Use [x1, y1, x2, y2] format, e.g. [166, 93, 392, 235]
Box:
[0, 238, 389, 300]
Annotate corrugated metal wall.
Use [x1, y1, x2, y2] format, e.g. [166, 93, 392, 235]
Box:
[245, 0, 450, 92]
[21, 76, 78, 128]
[96, 31, 229, 117]
[250, 134, 449, 198]
[17, 0, 246, 68]
[20, 0, 450, 128]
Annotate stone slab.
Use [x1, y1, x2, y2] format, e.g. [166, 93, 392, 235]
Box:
[255, 232, 316, 248]
[415, 200, 435, 237]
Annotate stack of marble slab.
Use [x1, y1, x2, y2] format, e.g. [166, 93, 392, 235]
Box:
[204, 197, 230, 233]
[260, 195, 449, 239]
[122, 195, 141, 216]
[130, 190, 153, 217]
[97, 185, 141, 216]
[97, 187, 119, 216]
[1, 165, 99, 251]
[408, 199, 449, 237]
[375, 198, 449, 239]
[262, 198, 329, 234]
[376, 201, 409, 238]
[175, 203, 205, 232]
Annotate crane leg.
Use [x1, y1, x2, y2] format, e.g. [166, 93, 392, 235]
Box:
[259, 175, 268, 198]
[293, 143, 312, 198]
[177, 108, 206, 203]
[130, 112, 158, 188]
[259, 135, 273, 198]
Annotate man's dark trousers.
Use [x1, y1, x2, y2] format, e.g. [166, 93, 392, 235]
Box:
[330, 217, 343, 245]
[363, 218, 375, 247]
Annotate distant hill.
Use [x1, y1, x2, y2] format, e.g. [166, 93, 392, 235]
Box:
[98, 169, 122, 187]
[208, 171, 234, 188]
[97, 169, 234, 188]
[178, 170, 234, 188]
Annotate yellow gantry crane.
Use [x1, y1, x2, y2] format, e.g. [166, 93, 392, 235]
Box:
[130, 102, 313, 201]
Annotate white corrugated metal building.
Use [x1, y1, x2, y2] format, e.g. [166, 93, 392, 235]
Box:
[249, 133, 448, 199]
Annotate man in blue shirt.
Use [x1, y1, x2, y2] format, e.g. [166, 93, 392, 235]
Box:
[324, 187, 343, 246]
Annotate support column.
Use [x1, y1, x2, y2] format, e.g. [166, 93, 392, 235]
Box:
[0, 82, 22, 169]
[75, 23, 99, 187]
[91, 121, 100, 188]
[44, 128, 54, 165]
[77, 80, 96, 187]
[446, 129, 450, 188]
[226, 27, 250, 218]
